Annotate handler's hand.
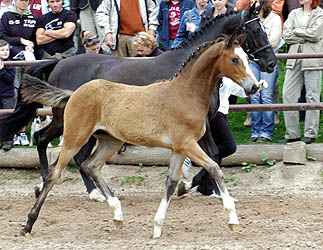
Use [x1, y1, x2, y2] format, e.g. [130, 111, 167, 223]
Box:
[105, 33, 113, 48]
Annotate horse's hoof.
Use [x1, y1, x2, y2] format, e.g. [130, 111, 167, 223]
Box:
[34, 186, 40, 199]
[229, 224, 239, 232]
[177, 182, 187, 197]
[113, 219, 123, 228]
[19, 229, 29, 236]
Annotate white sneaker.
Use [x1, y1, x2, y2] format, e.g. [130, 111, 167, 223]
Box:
[13, 135, 21, 145]
[20, 133, 30, 146]
[209, 191, 222, 199]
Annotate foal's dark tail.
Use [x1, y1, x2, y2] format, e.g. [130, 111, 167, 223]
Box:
[21, 74, 73, 109]
[0, 60, 61, 143]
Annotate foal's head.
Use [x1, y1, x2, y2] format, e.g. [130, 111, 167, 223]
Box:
[216, 34, 259, 95]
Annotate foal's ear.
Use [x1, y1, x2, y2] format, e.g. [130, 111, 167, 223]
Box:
[236, 33, 248, 46]
[227, 33, 238, 49]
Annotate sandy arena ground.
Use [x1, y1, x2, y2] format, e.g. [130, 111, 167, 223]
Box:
[0, 161, 322, 250]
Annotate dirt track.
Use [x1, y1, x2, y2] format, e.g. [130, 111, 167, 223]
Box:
[0, 161, 323, 250]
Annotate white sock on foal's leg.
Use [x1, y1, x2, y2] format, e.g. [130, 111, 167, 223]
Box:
[153, 196, 170, 238]
[222, 188, 239, 231]
[107, 196, 123, 227]
[89, 189, 106, 202]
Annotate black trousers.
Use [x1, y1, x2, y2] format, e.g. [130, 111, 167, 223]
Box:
[192, 112, 236, 195]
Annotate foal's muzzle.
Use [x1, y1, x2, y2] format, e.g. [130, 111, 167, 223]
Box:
[241, 77, 260, 95]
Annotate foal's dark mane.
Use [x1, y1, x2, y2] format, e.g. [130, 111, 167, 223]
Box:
[171, 40, 220, 80]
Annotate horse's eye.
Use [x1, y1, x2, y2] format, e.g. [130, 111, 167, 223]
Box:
[231, 58, 238, 64]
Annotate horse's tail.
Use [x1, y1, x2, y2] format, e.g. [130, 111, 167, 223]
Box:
[21, 74, 73, 109]
[0, 60, 61, 143]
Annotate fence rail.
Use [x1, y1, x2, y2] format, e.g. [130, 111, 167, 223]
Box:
[1, 102, 323, 118]
[3, 53, 323, 67]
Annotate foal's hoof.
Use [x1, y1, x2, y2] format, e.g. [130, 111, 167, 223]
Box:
[113, 219, 123, 228]
[229, 224, 240, 232]
[177, 182, 187, 197]
[19, 229, 29, 237]
[34, 186, 40, 199]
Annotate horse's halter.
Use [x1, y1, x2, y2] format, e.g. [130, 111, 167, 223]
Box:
[240, 10, 272, 62]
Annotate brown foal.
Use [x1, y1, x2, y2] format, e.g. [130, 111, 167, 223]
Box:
[20, 34, 259, 238]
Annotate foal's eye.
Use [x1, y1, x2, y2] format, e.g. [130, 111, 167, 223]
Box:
[230, 58, 239, 64]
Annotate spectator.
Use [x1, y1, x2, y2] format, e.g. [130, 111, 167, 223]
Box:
[282, 0, 300, 21]
[0, 40, 16, 151]
[74, 0, 103, 40]
[171, 0, 212, 48]
[236, 0, 284, 24]
[36, 0, 77, 59]
[248, 0, 281, 143]
[0, 0, 15, 19]
[204, 0, 234, 19]
[30, 0, 71, 17]
[133, 31, 163, 57]
[236, 0, 282, 127]
[0, 0, 38, 147]
[277, 0, 323, 144]
[41, 0, 71, 14]
[29, 0, 42, 17]
[227, 0, 237, 8]
[96, 0, 159, 57]
[75, 30, 110, 54]
[157, 0, 194, 51]
[0, 0, 38, 59]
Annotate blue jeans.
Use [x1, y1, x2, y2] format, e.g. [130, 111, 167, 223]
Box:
[249, 62, 279, 141]
[0, 96, 15, 109]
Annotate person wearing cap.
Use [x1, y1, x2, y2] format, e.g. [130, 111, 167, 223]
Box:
[75, 30, 110, 54]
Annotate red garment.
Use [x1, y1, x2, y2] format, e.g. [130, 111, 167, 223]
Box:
[168, 1, 180, 40]
[29, 0, 42, 18]
[119, 0, 145, 35]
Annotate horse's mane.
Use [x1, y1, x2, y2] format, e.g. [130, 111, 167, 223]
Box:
[171, 36, 228, 80]
[171, 10, 240, 50]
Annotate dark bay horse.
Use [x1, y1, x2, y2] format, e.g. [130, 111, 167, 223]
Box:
[0, 6, 276, 199]
[20, 35, 260, 237]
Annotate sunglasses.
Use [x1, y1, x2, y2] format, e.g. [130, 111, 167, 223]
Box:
[87, 35, 98, 42]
